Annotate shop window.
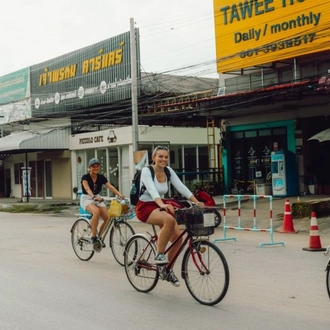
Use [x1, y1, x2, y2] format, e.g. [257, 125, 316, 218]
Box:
[14, 163, 24, 184]
[245, 130, 257, 138]
[259, 129, 271, 136]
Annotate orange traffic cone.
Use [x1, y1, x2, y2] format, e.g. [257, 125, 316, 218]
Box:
[279, 199, 298, 233]
[303, 212, 326, 252]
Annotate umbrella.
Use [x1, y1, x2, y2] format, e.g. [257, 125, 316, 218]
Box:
[308, 128, 330, 142]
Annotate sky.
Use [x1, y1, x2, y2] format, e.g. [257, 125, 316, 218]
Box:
[0, 0, 218, 78]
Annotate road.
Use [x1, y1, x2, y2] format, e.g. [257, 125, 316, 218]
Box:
[0, 212, 329, 330]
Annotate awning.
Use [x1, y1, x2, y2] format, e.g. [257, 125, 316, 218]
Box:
[308, 128, 330, 143]
[0, 127, 70, 153]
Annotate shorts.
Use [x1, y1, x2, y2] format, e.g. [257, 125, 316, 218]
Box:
[136, 200, 160, 222]
[80, 194, 106, 211]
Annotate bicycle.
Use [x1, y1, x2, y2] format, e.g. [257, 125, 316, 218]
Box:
[124, 202, 230, 306]
[325, 245, 330, 298]
[70, 197, 135, 266]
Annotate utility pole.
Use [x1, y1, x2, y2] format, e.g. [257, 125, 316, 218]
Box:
[0, 115, 4, 137]
[130, 17, 139, 152]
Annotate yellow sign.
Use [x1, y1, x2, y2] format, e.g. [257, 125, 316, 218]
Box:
[213, 0, 330, 73]
[38, 42, 125, 86]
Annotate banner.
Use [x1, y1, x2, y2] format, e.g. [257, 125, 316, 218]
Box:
[213, 0, 330, 73]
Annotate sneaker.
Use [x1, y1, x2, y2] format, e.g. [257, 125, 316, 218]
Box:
[91, 237, 102, 252]
[153, 253, 168, 264]
[167, 269, 180, 287]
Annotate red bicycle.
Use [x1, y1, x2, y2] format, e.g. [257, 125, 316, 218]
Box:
[124, 202, 229, 306]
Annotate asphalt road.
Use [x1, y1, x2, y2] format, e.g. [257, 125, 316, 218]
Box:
[0, 212, 330, 330]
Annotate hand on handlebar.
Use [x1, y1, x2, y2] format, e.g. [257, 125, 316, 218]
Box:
[93, 196, 103, 203]
[159, 203, 175, 215]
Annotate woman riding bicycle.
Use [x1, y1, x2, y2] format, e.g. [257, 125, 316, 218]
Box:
[81, 158, 125, 251]
[135, 146, 204, 287]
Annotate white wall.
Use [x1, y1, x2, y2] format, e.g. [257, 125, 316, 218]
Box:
[70, 125, 220, 150]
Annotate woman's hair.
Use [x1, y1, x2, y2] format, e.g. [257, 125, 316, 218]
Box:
[152, 145, 169, 157]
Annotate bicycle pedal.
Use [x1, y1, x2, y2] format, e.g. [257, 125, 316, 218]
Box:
[157, 266, 168, 280]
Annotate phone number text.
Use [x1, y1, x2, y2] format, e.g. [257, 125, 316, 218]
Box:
[239, 33, 316, 59]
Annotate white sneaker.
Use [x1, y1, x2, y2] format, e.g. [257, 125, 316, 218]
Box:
[154, 253, 168, 264]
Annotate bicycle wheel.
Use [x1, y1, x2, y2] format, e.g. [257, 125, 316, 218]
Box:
[109, 220, 135, 266]
[214, 209, 222, 227]
[182, 240, 229, 306]
[124, 234, 159, 293]
[71, 218, 94, 261]
[326, 260, 330, 298]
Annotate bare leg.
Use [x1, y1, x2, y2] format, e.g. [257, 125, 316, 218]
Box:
[168, 224, 182, 266]
[146, 209, 182, 264]
[86, 203, 101, 237]
[98, 207, 109, 238]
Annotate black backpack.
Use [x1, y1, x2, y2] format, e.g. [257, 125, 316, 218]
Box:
[130, 165, 171, 206]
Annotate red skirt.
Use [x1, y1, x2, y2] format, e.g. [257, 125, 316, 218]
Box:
[136, 200, 159, 222]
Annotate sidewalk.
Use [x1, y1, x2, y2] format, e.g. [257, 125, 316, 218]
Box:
[0, 195, 329, 235]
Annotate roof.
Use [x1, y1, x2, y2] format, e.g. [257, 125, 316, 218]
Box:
[140, 72, 219, 95]
[0, 127, 70, 153]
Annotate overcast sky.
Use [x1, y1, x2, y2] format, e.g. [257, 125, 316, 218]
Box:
[0, 0, 217, 78]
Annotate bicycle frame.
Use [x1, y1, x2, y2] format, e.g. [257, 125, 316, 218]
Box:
[98, 216, 115, 243]
[141, 225, 210, 277]
[91, 197, 133, 243]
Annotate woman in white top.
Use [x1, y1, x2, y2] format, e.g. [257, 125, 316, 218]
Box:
[135, 146, 204, 287]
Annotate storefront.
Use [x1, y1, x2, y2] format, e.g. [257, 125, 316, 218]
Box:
[0, 122, 71, 199]
[70, 125, 222, 198]
[223, 120, 296, 194]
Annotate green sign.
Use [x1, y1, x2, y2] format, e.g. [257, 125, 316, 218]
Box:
[0, 68, 30, 104]
[30, 31, 140, 116]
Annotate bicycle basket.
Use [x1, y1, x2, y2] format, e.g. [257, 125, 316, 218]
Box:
[108, 200, 122, 218]
[177, 206, 215, 236]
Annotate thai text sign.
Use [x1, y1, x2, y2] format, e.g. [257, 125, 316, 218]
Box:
[31, 31, 140, 115]
[213, 0, 330, 73]
[0, 68, 30, 104]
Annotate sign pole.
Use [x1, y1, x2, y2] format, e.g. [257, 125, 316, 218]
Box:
[130, 17, 139, 152]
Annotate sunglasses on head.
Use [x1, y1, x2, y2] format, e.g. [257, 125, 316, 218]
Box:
[153, 145, 169, 156]
[155, 145, 169, 151]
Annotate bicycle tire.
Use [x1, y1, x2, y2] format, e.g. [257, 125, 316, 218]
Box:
[109, 220, 135, 266]
[326, 261, 330, 299]
[182, 240, 229, 306]
[124, 234, 159, 293]
[214, 209, 222, 227]
[71, 218, 94, 261]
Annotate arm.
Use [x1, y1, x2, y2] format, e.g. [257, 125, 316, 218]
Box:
[168, 167, 204, 206]
[105, 181, 125, 199]
[141, 167, 161, 201]
[82, 180, 95, 199]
